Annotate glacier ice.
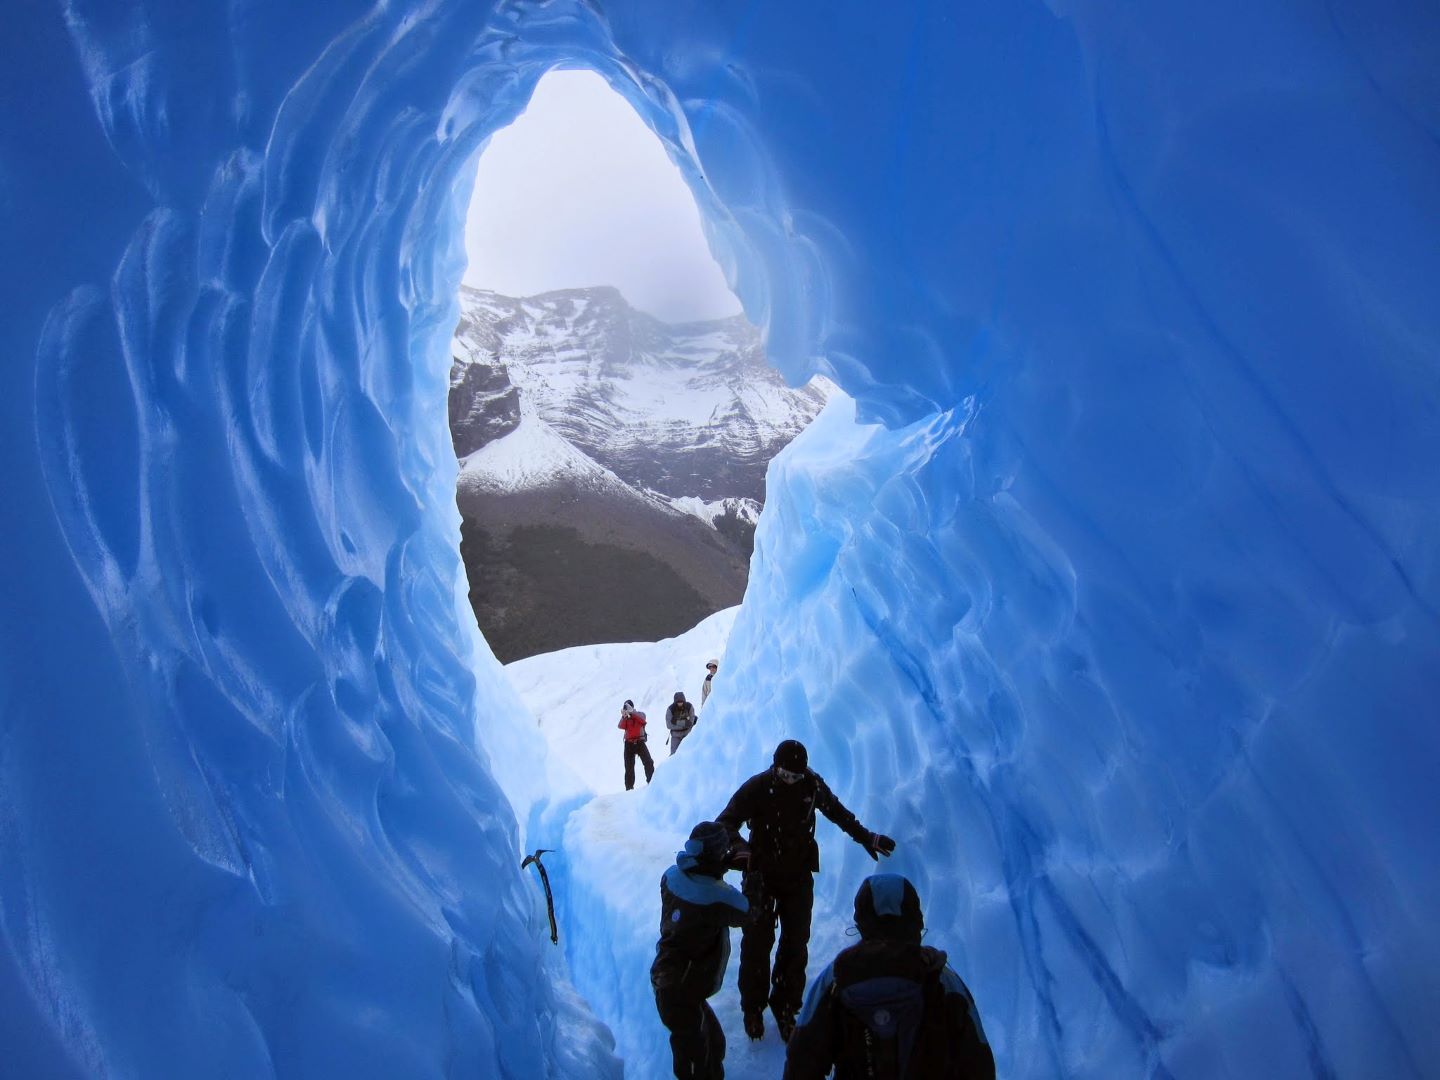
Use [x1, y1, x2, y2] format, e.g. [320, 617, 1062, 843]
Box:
[2, 1, 1438, 1078]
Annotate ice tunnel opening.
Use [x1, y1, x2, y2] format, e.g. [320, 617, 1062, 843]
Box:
[446, 69, 835, 669]
[433, 60, 882, 1078]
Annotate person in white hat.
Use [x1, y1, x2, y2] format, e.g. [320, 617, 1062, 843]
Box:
[700, 659, 719, 708]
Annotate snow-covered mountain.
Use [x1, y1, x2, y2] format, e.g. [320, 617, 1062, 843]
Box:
[451, 284, 833, 521]
[448, 285, 834, 661]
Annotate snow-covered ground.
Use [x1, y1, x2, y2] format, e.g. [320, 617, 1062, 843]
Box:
[504, 604, 799, 1079]
[506, 606, 739, 796]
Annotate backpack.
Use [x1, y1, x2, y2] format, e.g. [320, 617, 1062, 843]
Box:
[669, 704, 695, 734]
[834, 972, 937, 1079]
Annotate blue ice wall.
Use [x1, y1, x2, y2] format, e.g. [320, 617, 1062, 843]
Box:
[0, 2, 625, 1076]
[2, 0, 1437, 1077]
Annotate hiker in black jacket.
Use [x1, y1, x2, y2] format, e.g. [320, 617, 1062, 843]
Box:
[651, 821, 749, 1079]
[716, 740, 895, 1043]
[783, 874, 994, 1079]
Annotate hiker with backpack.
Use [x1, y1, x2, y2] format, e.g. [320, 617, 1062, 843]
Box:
[716, 740, 896, 1043]
[782, 874, 994, 1079]
[651, 821, 749, 1080]
[666, 692, 697, 755]
[618, 699, 655, 790]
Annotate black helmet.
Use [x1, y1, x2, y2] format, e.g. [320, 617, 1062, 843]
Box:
[773, 739, 808, 771]
[854, 874, 924, 943]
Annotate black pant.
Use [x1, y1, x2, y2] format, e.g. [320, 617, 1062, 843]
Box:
[654, 986, 725, 1079]
[624, 738, 655, 789]
[738, 870, 814, 1020]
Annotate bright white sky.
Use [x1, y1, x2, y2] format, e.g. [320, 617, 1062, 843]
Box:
[463, 69, 742, 324]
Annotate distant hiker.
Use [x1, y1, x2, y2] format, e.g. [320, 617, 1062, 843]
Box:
[619, 699, 655, 791]
[783, 875, 994, 1079]
[666, 692, 697, 755]
[651, 821, 749, 1080]
[700, 660, 719, 708]
[717, 740, 895, 1043]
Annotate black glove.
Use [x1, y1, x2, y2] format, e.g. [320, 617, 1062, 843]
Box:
[863, 833, 896, 861]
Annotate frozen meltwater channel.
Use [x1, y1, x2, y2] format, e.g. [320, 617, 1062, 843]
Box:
[3, 2, 1439, 1079]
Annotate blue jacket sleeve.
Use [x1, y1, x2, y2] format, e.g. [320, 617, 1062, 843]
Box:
[781, 964, 837, 1079]
[940, 966, 996, 1079]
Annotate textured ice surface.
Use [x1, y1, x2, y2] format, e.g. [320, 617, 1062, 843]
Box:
[2, 1, 1438, 1077]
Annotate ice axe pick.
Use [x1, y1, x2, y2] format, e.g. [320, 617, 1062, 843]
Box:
[521, 849, 559, 945]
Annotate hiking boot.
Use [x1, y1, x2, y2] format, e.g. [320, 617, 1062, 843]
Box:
[743, 1009, 764, 1041]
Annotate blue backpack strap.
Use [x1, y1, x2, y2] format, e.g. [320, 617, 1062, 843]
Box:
[796, 962, 837, 1027]
[939, 965, 990, 1049]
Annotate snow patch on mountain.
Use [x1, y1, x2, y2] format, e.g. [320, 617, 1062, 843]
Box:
[459, 413, 622, 494]
[662, 495, 761, 528]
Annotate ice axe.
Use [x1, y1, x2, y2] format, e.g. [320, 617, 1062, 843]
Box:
[521, 848, 559, 945]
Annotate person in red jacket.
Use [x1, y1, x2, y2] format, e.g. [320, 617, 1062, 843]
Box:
[619, 699, 655, 791]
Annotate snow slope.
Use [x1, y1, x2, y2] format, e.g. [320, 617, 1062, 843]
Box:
[506, 607, 738, 796]
[507, 605, 798, 1079]
[460, 412, 632, 497]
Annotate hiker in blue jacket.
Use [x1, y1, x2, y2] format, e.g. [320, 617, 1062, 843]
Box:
[651, 821, 749, 1079]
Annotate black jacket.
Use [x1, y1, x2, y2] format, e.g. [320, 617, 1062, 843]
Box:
[650, 858, 748, 998]
[783, 939, 995, 1079]
[716, 768, 870, 877]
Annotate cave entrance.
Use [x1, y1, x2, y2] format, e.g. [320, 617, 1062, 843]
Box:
[449, 69, 833, 702]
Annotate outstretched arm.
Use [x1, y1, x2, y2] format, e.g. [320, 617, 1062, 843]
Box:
[814, 777, 895, 859]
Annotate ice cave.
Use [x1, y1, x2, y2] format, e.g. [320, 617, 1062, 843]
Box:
[2, 1, 1437, 1077]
